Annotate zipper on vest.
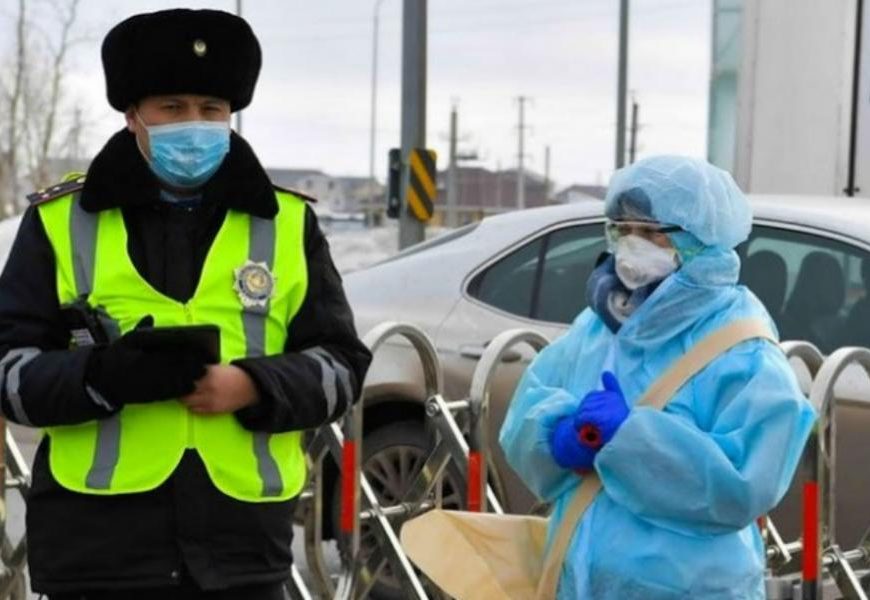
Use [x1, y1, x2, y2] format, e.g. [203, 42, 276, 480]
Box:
[187, 410, 195, 449]
[183, 303, 194, 448]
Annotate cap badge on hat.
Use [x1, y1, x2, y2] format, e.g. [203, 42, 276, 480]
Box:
[193, 39, 208, 57]
[234, 260, 276, 308]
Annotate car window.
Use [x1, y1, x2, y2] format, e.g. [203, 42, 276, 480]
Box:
[534, 225, 607, 324]
[469, 237, 544, 318]
[468, 223, 606, 322]
[739, 226, 870, 353]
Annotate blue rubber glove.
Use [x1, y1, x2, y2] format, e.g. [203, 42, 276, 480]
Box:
[573, 371, 630, 448]
[550, 415, 598, 472]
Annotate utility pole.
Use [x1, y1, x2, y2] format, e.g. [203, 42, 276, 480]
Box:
[445, 102, 478, 227]
[629, 98, 639, 164]
[496, 160, 503, 208]
[235, 0, 243, 135]
[544, 145, 551, 202]
[399, 0, 427, 249]
[615, 0, 629, 169]
[447, 104, 459, 228]
[516, 96, 530, 210]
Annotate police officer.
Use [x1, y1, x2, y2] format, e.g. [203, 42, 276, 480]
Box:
[0, 9, 372, 599]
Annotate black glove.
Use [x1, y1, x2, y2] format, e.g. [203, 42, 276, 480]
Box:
[85, 317, 209, 408]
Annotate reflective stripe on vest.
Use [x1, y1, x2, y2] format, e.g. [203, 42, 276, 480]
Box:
[245, 215, 283, 498]
[38, 192, 309, 502]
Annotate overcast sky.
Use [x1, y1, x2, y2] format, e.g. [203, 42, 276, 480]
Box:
[2, 0, 712, 190]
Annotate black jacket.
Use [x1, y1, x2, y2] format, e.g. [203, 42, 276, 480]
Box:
[0, 129, 372, 593]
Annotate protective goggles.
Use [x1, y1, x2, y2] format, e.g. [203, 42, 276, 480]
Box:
[604, 220, 681, 250]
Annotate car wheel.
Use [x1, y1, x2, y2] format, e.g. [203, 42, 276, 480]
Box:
[331, 420, 465, 600]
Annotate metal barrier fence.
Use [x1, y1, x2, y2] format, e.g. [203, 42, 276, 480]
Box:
[3, 324, 870, 599]
[0, 424, 28, 600]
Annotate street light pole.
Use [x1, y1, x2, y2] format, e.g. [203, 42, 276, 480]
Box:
[368, 0, 387, 226]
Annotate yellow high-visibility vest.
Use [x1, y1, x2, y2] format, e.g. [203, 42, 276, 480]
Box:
[37, 188, 308, 502]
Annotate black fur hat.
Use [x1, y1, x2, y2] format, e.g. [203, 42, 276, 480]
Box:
[102, 9, 261, 112]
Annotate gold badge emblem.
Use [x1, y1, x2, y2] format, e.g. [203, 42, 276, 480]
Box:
[193, 39, 208, 57]
[233, 261, 276, 308]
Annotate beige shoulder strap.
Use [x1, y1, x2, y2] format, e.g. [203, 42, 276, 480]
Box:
[534, 318, 775, 599]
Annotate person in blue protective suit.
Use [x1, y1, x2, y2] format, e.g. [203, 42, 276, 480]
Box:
[499, 155, 816, 599]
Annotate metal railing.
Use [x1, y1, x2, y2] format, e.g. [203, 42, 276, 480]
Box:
[764, 341, 870, 599]
[3, 326, 870, 599]
[0, 424, 30, 600]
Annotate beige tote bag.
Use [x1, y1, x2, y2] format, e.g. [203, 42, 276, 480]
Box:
[400, 319, 775, 600]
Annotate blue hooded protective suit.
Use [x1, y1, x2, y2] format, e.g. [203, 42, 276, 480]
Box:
[499, 156, 816, 599]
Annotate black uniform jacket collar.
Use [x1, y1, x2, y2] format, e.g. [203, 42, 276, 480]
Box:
[80, 128, 278, 219]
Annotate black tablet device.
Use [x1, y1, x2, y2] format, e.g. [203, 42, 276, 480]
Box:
[124, 324, 221, 364]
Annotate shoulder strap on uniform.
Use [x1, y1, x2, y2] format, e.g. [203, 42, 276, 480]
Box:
[27, 172, 86, 206]
[272, 183, 318, 204]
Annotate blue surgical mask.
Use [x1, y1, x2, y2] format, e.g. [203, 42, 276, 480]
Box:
[136, 112, 230, 189]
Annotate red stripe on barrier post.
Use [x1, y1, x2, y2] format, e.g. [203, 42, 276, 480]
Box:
[802, 481, 819, 582]
[756, 515, 768, 544]
[340, 440, 357, 534]
[467, 451, 483, 512]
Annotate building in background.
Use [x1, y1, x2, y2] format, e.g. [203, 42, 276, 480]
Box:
[553, 184, 607, 204]
[266, 168, 384, 216]
[432, 166, 552, 226]
[266, 165, 604, 226]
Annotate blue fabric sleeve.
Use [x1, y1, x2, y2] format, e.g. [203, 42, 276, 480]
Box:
[498, 335, 584, 502]
[595, 340, 816, 536]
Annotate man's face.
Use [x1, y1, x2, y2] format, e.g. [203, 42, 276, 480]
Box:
[125, 94, 232, 158]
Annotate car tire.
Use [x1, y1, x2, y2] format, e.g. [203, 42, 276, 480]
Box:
[330, 420, 465, 600]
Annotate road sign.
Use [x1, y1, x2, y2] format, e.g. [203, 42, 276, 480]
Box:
[407, 148, 437, 222]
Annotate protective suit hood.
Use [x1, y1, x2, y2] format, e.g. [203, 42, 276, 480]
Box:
[604, 155, 751, 249]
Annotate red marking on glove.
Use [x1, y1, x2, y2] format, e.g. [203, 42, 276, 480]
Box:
[577, 424, 603, 449]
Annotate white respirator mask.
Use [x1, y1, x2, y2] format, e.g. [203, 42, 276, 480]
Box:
[614, 235, 680, 290]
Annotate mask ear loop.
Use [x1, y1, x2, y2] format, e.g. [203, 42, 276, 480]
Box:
[132, 110, 152, 165]
[667, 230, 704, 267]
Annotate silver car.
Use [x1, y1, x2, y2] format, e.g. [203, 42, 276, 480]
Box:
[339, 195, 870, 593]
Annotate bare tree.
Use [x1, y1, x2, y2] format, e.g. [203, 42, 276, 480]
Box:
[0, 0, 28, 216]
[0, 0, 84, 217]
[26, 0, 82, 193]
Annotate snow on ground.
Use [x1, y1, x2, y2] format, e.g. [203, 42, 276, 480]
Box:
[324, 222, 399, 274]
[323, 220, 448, 274]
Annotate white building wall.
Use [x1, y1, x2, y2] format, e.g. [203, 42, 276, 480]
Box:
[856, 3, 870, 197]
[735, 0, 858, 195]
